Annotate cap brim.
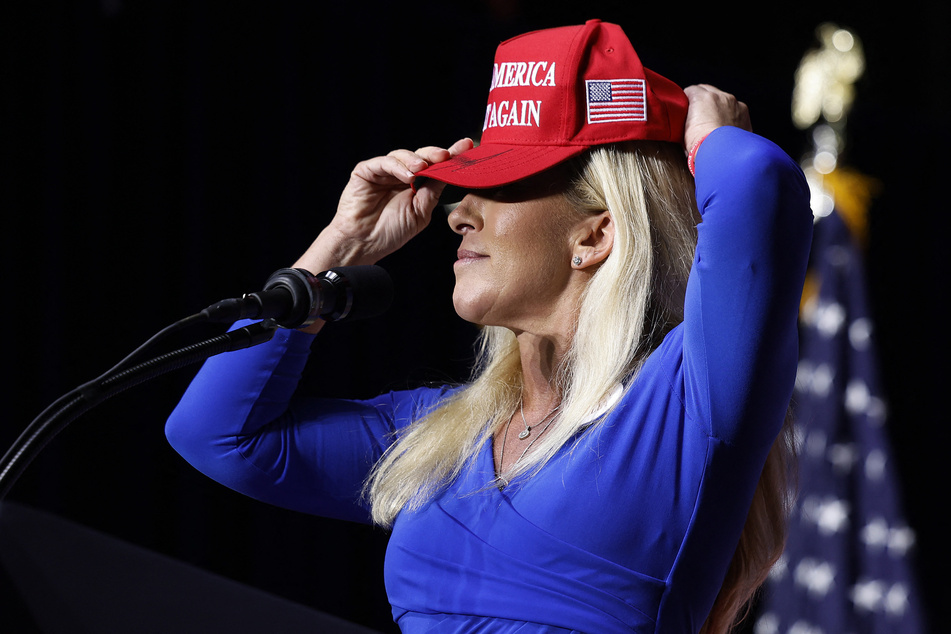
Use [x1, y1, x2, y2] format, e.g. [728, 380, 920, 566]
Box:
[416, 143, 587, 189]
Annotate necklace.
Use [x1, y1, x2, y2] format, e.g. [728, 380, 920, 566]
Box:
[498, 404, 560, 489]
[517, 401, 560, 439]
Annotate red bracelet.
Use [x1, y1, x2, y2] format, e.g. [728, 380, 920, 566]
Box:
[687, 134, 709, 177]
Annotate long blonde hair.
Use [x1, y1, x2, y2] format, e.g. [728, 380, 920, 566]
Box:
[365, 140, 792, 632]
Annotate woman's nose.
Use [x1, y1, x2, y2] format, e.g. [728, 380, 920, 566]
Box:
[447, 195, 482, 235]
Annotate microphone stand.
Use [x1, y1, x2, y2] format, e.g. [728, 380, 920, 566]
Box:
[0, 264, 392, 502]
[0, 319, 277, 501]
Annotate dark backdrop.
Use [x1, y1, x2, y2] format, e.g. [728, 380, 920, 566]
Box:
[1, 1, 948, 631]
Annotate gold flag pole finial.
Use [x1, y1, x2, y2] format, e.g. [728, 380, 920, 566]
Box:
[793, 23, 877, 245]
[794, 24, 879, 314]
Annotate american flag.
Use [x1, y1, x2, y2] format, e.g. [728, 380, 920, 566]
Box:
[754, 208, 929, 634]
[585, 79, 646, 124]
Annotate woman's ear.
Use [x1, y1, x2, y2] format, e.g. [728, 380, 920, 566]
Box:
[571, 210, 615, 269]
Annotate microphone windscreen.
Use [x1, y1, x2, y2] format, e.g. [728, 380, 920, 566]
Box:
[322, 265, 394, 321]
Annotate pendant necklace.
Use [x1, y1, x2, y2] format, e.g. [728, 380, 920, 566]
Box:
[518, 401, 561, 440]
[498, 403, 561, 490]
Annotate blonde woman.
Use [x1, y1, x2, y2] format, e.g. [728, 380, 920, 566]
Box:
[167, 20, 812, 633]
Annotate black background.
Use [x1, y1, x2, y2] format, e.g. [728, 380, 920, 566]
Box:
[1, 1, 948, 631]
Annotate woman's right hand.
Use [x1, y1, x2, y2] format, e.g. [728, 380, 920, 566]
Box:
[295, 138, 474, 273]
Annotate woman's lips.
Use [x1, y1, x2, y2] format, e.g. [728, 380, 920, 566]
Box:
[455, 249, 488, 265]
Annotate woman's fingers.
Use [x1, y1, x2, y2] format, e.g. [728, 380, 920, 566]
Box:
[319, 138, 476, 265]
[409, 138, 475, 213]
[352, 137, 474, 188]
[414, 137, 475, 165]
[352, 153, 422, 186]
[683, 84, 752, 152]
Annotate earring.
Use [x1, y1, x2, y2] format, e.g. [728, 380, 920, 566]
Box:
[572, 255, 582, 266]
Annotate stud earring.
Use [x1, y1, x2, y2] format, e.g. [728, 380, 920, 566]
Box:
[572, 255, 582, 266]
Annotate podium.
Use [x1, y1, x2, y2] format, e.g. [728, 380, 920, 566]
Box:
[0, 502, 382, 633]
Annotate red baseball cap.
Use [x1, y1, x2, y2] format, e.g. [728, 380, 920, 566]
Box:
[417, 19, 688, 189]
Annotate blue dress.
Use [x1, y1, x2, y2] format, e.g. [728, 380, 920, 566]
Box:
[166, 127, 813, 632]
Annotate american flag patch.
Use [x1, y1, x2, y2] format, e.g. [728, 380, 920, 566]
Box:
[586, 79, 647, 124]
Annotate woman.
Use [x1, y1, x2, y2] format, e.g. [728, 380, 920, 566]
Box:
[167, 20, 812, 633]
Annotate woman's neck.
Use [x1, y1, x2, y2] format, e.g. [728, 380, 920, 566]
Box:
[515, 331, 567, 415]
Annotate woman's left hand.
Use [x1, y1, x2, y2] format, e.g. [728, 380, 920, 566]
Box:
[683, 84, 752, 153]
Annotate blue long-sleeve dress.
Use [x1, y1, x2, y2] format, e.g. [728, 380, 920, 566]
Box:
[166, 127, 813, 633]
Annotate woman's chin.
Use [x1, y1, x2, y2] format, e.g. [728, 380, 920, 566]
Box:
[452, 292, 493, 327]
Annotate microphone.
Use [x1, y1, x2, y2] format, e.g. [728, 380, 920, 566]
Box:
[202, 265, 394, 328]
